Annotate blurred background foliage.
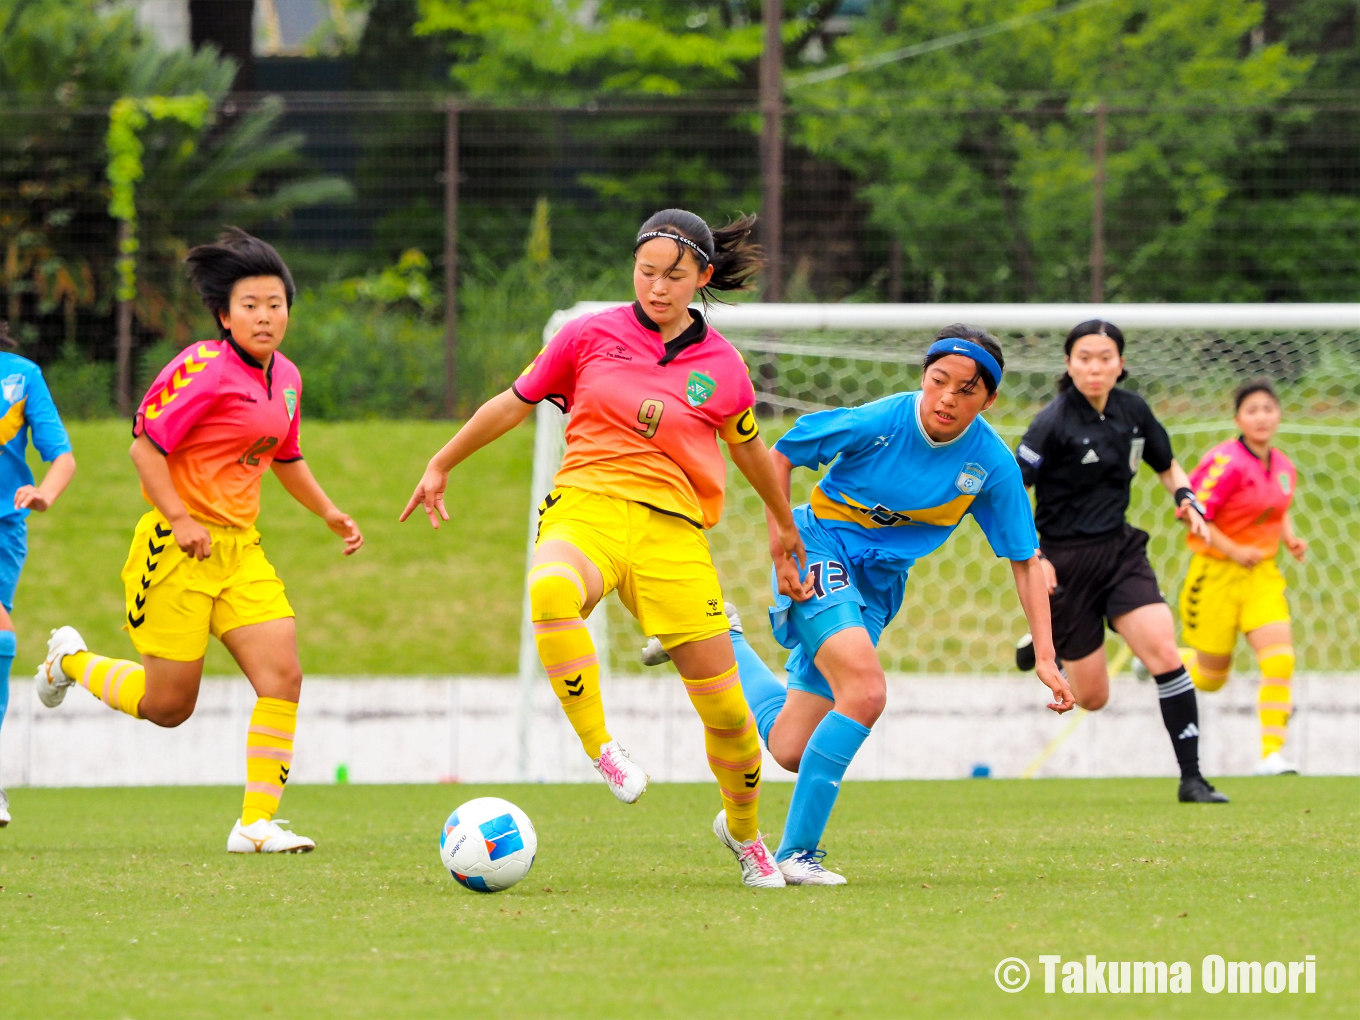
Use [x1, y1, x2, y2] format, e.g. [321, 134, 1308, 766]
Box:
[2, 0, 1357, 418]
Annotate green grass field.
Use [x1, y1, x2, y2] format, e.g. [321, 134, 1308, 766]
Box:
[19, 420, 533, 676]
[1, 779, 1355, 1018]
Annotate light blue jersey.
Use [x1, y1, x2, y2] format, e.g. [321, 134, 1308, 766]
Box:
[0, 352, 72, 523]
[768, 391, 1038, 700]
[773, 390, 1037, 569]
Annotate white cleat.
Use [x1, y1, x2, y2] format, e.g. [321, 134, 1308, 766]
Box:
[777, 848, 847, 886]
[0, 788, 9, 827]
[1254, 751, 1300, 776]
[592, 740, 648, 803]
[227, 818, 316, 854]
[35, 626, 85, 708]
[713, 810, 785, 888]
[642, 602, 744, 667]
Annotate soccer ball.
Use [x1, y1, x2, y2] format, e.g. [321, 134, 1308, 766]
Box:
[439, 796, 537, 893]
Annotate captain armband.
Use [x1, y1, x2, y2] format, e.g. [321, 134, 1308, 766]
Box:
[720, 407, 760, 444]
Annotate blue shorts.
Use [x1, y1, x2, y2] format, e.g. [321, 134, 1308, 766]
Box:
[768, 506, 908, 701]
[0, 514, 27, 611]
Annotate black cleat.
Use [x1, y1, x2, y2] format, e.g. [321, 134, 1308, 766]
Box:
[1015, 633, 1036, 671]
[1178, 775, 1230, 803]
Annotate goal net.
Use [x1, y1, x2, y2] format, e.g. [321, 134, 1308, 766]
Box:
[519, 303, 1360, 696]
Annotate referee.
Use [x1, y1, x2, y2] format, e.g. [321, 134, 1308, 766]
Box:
[1014, 320, 1228, 803]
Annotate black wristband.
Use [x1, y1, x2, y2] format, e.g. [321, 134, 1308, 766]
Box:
[1175, 486, 1206, 516]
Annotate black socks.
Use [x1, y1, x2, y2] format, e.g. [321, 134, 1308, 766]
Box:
[1154, 666, 1201, 779]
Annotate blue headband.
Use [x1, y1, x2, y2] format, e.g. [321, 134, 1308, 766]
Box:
[926, 338, 1002, 391]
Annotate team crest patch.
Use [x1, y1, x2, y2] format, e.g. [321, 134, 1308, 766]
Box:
[686, 371, 716, 407]
[1, 374, 25, 404]
[955, 462, 987, 495]
[284, 387, 298, 421]
[1278, 471, 1292, 495]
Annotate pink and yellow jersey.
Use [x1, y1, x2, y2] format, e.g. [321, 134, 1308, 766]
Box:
[1188, 437, 1296, 558]
[133, 339, 303, 529]
[513, 303, 758, 529]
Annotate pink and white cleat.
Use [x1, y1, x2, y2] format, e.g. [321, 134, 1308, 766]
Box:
[713, 810, 786, 888]
[592, 740, 648, 803]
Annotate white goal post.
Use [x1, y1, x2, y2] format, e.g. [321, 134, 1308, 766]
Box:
[515, 302, 1360, 779]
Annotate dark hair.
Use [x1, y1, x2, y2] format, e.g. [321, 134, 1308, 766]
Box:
[633, 208, 763, 305]
[922, 323, 1004, 395]
[185, 227, 295, 338]
[1234, 377, 1279, 412]
[1057, 318, 1127, 391]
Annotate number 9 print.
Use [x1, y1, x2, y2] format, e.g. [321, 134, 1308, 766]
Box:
[635, 398, 664, 439]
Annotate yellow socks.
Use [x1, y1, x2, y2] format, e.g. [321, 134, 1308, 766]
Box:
[63, 651, 145, 718]
[529, 562, 611, 759]
[1189, 655, 1230, 692]
[242, 697, 297, 825]
[684, 664, 761, 842]
[1257, 643, 1295, 758]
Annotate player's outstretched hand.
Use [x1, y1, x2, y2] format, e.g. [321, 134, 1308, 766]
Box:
[171, 516, 213, 561]
[1037, 658, 1075, 714]
[326, 510, 363, 556]
[12, 485, 50, 512]
[1284, 534, 1308, 563]
[771, 520, 814, 602]
[400, 467, 450, 529]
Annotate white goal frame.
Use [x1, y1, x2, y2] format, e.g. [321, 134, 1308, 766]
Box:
[514, 302, 1360, 779]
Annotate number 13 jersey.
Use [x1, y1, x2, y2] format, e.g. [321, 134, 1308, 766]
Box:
[513, 302, 757, 529]
[133, 338, 303, 529]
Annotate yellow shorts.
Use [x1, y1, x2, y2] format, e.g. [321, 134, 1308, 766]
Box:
[120, 511, 294, 662]
[535, 487, 728, 649]
[1179, 552, 1290, 657]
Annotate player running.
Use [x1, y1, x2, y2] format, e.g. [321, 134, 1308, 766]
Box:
[35, 229, 363, 853]
[1013, 319, 1227, 803]
[1180, 379, 1306, 775]
[402, 209, 805, 887]
[0, 323, 76, 827]
[680, 326, 1075, 885]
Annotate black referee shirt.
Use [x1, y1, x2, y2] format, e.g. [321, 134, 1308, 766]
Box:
[1015, 386, 1174, 543]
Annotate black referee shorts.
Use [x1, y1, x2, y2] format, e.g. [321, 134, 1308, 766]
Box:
[1042, 524, 1165, 662]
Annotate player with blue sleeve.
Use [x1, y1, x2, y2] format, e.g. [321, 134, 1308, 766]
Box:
[734, 325, 1073, 885]
[0, 335, 77, 826]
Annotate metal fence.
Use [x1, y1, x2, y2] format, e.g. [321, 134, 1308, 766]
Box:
[3, 91, 1358, 414]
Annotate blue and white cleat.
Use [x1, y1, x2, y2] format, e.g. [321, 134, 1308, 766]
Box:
[777, 848, 847, 886]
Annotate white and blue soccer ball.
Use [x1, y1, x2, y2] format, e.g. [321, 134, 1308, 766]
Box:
[439, 796, 537, 893]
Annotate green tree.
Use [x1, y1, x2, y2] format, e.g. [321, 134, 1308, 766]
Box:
[792, 0, 1326, 302]
[0, 0, 351, 376]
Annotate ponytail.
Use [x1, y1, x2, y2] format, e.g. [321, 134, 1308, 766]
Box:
[634, 208, 764, 306]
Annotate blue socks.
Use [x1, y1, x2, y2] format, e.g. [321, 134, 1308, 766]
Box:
[776, 710, 871, 862]
[0, 629, 14, 756]
[731, 629, 786, 745]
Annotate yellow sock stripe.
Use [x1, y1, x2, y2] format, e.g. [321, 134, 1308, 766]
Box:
[246, 746, 294, 764]
[245, 780, 285, 797]
[706, 750, 763, 772]
[682, 665, 740, 697]
[1259, 701, 1293, 713]
[77, 655, 104, 691]
[248, 723, 295, 741]
[533, 618, 587, 635]
[704, 718, 754, 739]
[1261, 725, 1290, 738]
[1257, 643, 1294, 661]
[103, 662, 138, 709]
[527, 564, 586, 604]
[545, 652, 599, 679]
[721, 786, 761, 805]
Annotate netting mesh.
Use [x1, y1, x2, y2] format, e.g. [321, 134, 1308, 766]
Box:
[531, 319, 1360, 676]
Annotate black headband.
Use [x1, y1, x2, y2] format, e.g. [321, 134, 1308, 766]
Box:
[634, 230, 711, 268]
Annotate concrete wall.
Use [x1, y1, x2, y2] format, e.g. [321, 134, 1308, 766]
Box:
[3, 674, 1355, 788]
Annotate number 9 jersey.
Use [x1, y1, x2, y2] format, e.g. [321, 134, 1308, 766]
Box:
[513, 303, 757, 529]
